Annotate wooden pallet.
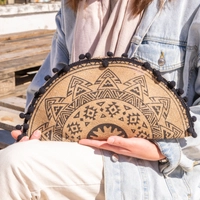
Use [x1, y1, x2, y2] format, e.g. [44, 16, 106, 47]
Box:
[0, 29, 55, 99]
[0, 96, 26, 131]
[0, 95, 26, 149]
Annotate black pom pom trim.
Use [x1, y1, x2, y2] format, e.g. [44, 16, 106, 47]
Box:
[28, 106, 34, 114]
[63, 65, 70, 73]
[38, 87, 46, 95]
[183, 96, 188, 103]
[25, 115, 31, 121]
[34, 91, 39, 98]
[176, 88, 184, 96]
[187, 127, 197, 138]
[156, 75, 163, 82]
[191, 116, 197, 122]
[52, 68, 59, 73]
[167, 81, 176, 89]
[121, 53, 128, 58]
[19, 113, 25, 119]
[102, 59, 109, 68]
[79, 54, 85, 60]
[85, 52, 91, 59]
[23, 123, 29, 131]
[16, 134, 25, 142]
[107, 52, 114, 57]
[142, 62, 151, 70]
[153, 69, 161, 77]
[15, 125, 22, 130]
[44, 75, 51, 81]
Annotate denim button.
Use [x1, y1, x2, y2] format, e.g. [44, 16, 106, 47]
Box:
[158, 58, 165, 66]
[111, 154, 119, 162]
[158, 51, 165, 66]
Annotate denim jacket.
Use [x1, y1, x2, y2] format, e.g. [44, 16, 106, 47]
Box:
[27, 0, 200, 199]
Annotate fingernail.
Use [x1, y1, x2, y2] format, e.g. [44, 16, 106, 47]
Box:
[34, 130, 41, 137]
[107, 137, 115, 144]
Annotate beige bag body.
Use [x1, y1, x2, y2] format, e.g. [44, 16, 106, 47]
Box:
[18, 56, 197, 142]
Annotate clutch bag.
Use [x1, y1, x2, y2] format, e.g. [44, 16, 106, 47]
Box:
[17, 55, 197, 142]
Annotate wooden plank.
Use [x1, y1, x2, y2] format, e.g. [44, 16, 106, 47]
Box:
[0, 83, 29, 99]
[0, 97, 26, 112]
[0, 72, 15, 95]
[0, 46, 50, 62]
[0, 106, 24, 131]
[0, 36, 53, 54]
[0, 29, 55, 42]
[0, 52, 48, 73]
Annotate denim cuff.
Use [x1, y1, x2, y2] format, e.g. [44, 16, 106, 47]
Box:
[153, 139, 181, 176]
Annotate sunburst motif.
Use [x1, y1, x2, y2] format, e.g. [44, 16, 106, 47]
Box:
[87, 123, 128, 139]
[93, 125, 122, 136]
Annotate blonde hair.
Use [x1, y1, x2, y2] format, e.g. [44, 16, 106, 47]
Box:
[66, 0, 154, 15]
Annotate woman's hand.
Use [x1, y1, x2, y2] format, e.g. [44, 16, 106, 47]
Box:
[11, 130, 41, 142]
[79, 136, 165, 161]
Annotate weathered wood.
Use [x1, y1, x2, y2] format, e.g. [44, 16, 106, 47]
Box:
[0, 52, 47, 74]
[0, 29, 54, 98]
[0, 83, 29, 99]
[0, 35, 52, 54]
[0, 29, 55, 42]
[0, 72, 15, 95]
[0, 46, 50, 62]
[0, 106, 24, 131]
[0, 97, 26, 112]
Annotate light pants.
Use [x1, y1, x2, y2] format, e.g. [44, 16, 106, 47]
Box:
[0, 140, 105, 200]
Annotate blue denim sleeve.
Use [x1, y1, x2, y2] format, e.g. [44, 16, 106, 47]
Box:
[155, 6, 200, 176]
[26, 9, 69, 109]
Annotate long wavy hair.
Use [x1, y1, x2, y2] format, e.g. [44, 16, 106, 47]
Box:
[67, 0, 155, 15]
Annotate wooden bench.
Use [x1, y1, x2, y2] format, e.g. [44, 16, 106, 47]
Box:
[0, 29, 55, 99]
[0, 95, 26, 149]
[0, 29, 55, 149]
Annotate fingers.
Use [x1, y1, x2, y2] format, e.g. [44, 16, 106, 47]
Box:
[107, 136, 134, 148]
[79, 138, 131, 155]
[11, 130, 22, 140]
[30, 130, 41, 140]
[79, 139, 108, 148]
[11, 129, 41, 142]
